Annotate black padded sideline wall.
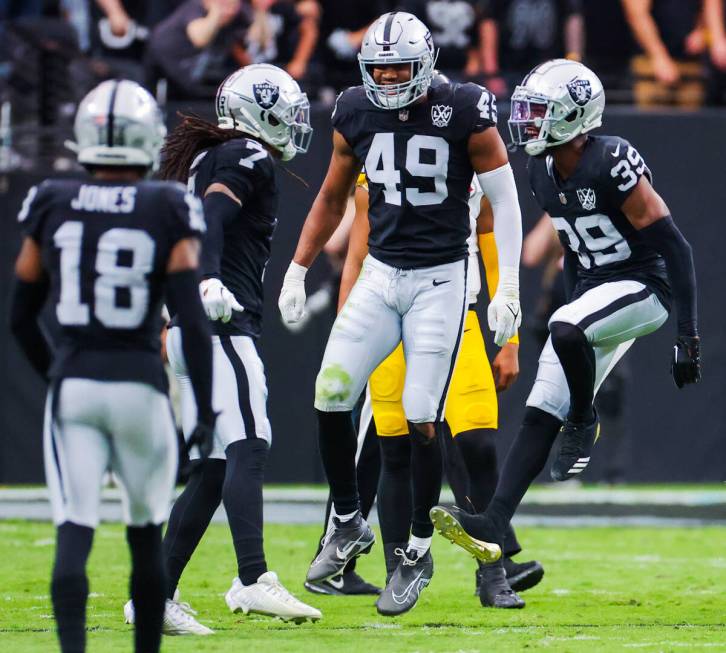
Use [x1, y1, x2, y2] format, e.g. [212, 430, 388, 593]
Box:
[1, 107, 724, 483]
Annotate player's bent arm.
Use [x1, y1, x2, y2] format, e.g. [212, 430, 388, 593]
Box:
[622, 175, 698, 337]
[469, 128, 523, 345]
[279, 131, 360, 323]
[9, 237, 51, 379]
[201, 183, 241, 279]
[166, 237, 215, 420]
[337, 185, 371, 312]
[292, 130, 361, 268]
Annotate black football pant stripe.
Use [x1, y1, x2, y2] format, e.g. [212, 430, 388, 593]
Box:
[576, 288, 652, 332]
[50, 380, 66, 503]
[219, 335, 257, 439]
[435, 258, 469, 421]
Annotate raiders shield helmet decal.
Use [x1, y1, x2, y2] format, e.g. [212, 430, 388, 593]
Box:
[567, 79, 592, 106]
[253, 82, 280, 109]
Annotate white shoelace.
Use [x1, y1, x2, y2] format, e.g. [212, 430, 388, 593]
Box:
[167, 600, 200, 624]
[261, 578, 302, 606]
[394, 547, 418, 567]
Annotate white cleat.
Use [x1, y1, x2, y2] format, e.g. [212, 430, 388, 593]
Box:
[124, 591, 213, 636]
[225, 572, 322, 624]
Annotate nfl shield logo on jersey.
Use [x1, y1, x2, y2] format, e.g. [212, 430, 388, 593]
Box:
[567, 79, 592, 106]
[577, 188, 597, 210]
[253, 82, 280, 109]
[431, 104, 453, 128]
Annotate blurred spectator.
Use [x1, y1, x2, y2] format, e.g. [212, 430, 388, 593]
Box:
[581, 1, 634, 103]
[237, 0, 319, 81]
[703, 0, 726, 104]
[147, 0, 250, 100]
[316, 0, 389, 98]
[397, 0, 484, 80]
[478, 0, 583, 99]
[90, 0, 184, 80]
[621, 0, 705, 108]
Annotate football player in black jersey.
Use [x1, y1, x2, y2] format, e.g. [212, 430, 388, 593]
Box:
[129, 63, 320, 630]
[10, 80, 215, 653]
[278, 11, 524, 609]
[431, 60, 701, 568]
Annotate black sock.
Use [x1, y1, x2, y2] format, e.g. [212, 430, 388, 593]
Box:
[51, 522, 93, 653]
[127, 525, 166, 653]
[456, 429, 522, 557]
[439, 422, 471, 509]
[486, 407, 562, 531]
[163, 459, 225, 598]
[316, 409, 360, 515]
[410, 425, 442, 539]
[223, 439, 269, 585]
[455, 428, 498, 512]
[377, 435, 412, 545]
[550, 321, 596, 423]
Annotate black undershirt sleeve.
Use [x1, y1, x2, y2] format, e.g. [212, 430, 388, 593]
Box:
[166, 269, 214, 420]
[638, 215, 698, 336]
[9, 277, 51, 379]
[200, 192, 240, 279]
[562, 247, 579, 302]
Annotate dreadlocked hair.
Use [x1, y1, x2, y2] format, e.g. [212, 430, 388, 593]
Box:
[159, 113, 245, 182]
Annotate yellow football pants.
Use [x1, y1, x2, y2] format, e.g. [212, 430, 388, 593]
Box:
[369, 310, 498, 437]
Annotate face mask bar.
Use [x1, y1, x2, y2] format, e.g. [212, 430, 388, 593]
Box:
[507, 87, 572, 152]
[358, 53, 436, 109]
[282, 95, 313, 154]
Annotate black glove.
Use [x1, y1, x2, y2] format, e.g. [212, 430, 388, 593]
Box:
[671, 336, 701, 389]
[183, 411, 218, 461]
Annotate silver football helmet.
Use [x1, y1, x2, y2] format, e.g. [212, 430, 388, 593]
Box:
[71, 79, 166, 170]
[216, 64, 312, 161]
[509, 59, 605, 156]
[358, 12, 438, 110]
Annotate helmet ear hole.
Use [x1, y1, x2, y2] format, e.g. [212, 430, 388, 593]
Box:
[267, 113, 280, 127]
[565, 108, 581, 122]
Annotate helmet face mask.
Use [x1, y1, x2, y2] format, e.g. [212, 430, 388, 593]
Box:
[508, 59, 605, 156]
[358, 12, 438, 110]
[216, 64, 313, 161]
[71, 79, 166, 171]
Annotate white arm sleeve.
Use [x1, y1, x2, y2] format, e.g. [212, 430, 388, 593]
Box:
[476, 163, 523, 292]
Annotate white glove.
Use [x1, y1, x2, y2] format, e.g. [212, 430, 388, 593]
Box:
[278, 261, 308, 323]
[200, 278, 244, 323]
[487, 266, 522, 347]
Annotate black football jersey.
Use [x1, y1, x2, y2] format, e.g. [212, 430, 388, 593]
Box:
[528, 134, 671, 309]
[332, 82, 497, 268]
[187, 137, 278, 338]
[18, 177, 205, 391]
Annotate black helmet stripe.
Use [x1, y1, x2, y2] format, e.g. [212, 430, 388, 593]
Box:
[382, 11, 397, 51]
[107, 80, 120, 147]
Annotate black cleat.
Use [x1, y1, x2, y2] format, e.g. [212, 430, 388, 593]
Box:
[306, 513, 375, 583]
[376, 548, 433, 616]
[503, 557, 545, 593]
[478, 560, 525, 609]
[430, 505, 501, 563]
[550, 412, 600, 481]
[304, 570, 381, 596]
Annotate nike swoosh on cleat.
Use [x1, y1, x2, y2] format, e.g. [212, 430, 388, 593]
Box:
[391, 571, 428, 605]
[611, 143, 621, 157]
[432, 279, 450, 286]
[327, 576, 344, 590]
[336, 534, 367, 560]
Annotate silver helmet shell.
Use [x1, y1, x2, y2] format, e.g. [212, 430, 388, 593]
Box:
[358, 12, 438, 110]
[215, 63, 313, 161]
[509, 59, 605, 156]
[73, 79, 166, 169]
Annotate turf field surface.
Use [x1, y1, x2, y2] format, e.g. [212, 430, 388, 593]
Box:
[1, 521, 725, 652]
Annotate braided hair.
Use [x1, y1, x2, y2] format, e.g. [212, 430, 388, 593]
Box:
[159, 113, 243, 182]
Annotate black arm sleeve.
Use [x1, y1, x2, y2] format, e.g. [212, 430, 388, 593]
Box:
[638, 215, 698, 336]
[562, 247, 579, 302]
[166, 269, 215, 420]
[200, 192, 240, 279]
[9, 278, 51, 379]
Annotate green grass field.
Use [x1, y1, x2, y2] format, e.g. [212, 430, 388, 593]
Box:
[1, 521, 725, 652]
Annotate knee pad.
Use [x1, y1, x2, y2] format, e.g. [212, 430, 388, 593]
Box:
[315, 363, 357, 411]
[370, 347, 408, 436]
[402, 383, 438, 424]
[550, 321, 588, 349]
